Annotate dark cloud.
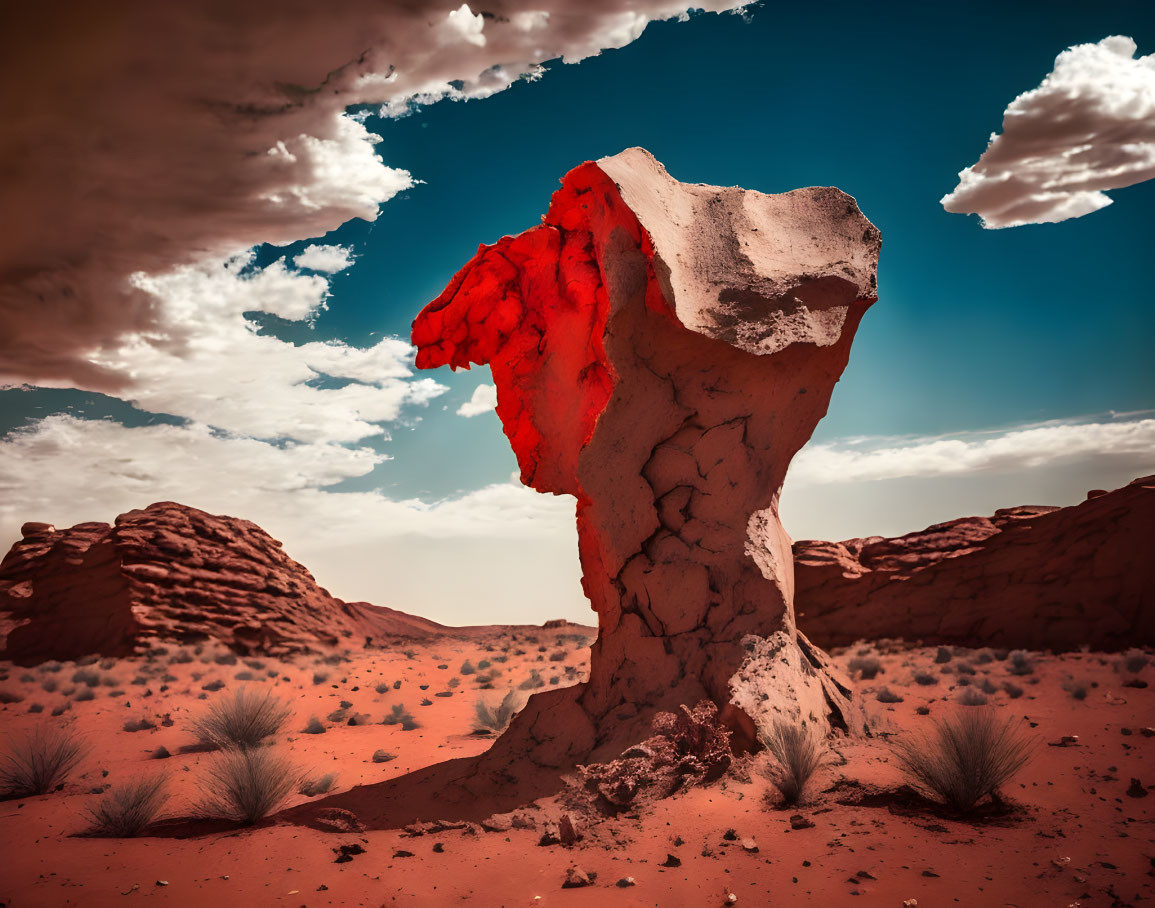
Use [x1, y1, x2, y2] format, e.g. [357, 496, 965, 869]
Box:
[0, 1, 745, 389]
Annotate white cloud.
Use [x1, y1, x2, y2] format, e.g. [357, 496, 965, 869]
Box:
[293, 244, 355, 274]
[942, 36, 1155, 228]
[0, 415, 575, 547]
[789, 416, 1155, 486]
[75, 251, 448, 444]
[456, 383, 498, 418]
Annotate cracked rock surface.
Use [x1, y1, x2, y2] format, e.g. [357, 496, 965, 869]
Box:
[412, 148, 879, 766]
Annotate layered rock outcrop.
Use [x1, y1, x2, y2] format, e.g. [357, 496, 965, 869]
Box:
[794, 475, 1155, 651]
[413, 148, 880, 762]
[0, 501, 442, 662]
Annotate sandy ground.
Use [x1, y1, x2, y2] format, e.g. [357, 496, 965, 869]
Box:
[0, 632, 1152, 907]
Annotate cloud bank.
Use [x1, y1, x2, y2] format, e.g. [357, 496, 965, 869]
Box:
[941, 36, 1155, 228]
[790, 416, 1155, 485]
[1, 412, 1149, 622]
[0, 0, 748, 391]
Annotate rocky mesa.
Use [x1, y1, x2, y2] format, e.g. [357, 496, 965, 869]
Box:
[794, 475, 1155, 652]
[0, 501, 444, 663]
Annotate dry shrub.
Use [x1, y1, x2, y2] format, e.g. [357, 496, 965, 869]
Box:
[847, 655, 882, 680]
[195, 747, 298, 824]
[760, 719, 825, 805]
[473, 690, 520, 733]
[299, 772, 337, 796]
[85, 775, 168, 836]
[190, 686, 290, 749]
[0, 725, 87, 797]
[891, 708, 1032, 813]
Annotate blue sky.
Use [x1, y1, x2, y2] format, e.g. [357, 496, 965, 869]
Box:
[1, 1, 1153, 622]
[274, 0, 1153, 498]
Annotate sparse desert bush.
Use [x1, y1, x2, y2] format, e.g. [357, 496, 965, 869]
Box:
[518, 670, 544, 691]
[847, 655, 882, 680]
[99, 658, 117, 671]
[890, 709, 1032, 813]
[194, 747, 298, 825]
[934, 647, 952, 664]
[302, 716, 325, 735]
[72, 668, 101, 688]
[473, 691, 520, 734]
[213, 652, 238, 666]
[191, 687, 290, 749]
[382, 704, 419, 731]
[201, 679, 225, 692]
[51, 702, 71, 717]
[477, 660, 491, 670]
[1, 726, 87, 797]
[876, 687, 904, 704]
[298, 772, 337, 796]
[978, 678, 998, 695]
[312, 672, 329, 686]
[234, 671, 256, 682]
[955, 662, 976, 676]
[1120, 650, 1149, 675]
[1002, 681, 1023, 699]
[548, 651, 566, 663]
[760, 719, 825, 806]
[448, 677, 460, 689]
[374, 681, 390, 694]
[243, 659, 266, 671]
[74, 688, 95, 702]
[974, 650, 994, 665]
[913, 671, 938, 686]
[1062, 679, 1089, 701]
[372, 749, 396, 763]
[123, 717, 156, 733]
[169, 649, 194, 664]
[958, 688, 988, 706]
[40, 661, 63, 674]
[1007, 651, 1034, 676]
[76, 654, 99, 666]
[0, 690, 23, 704]
[460, 660, 476, 675]
[85, 774, 169, 836]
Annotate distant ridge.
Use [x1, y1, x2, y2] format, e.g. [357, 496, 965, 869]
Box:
[794, 476, 1155, 651]
[0, 501, 447, 663]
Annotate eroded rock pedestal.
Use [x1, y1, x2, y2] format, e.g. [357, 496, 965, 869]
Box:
[413, 148, 880, 767]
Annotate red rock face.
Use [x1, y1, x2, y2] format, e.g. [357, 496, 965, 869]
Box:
[0, 501, 442, 663]
[794, 476, 1155, 651]
[413, 148, 880, 761]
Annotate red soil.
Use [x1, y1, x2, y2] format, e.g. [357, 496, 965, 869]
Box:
[1, 636, 1151, 906]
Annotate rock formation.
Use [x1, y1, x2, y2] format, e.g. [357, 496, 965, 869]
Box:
[794, 475, 1155, 651]
[0, 501, 443, 663]
[412, 148, 880, 763]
